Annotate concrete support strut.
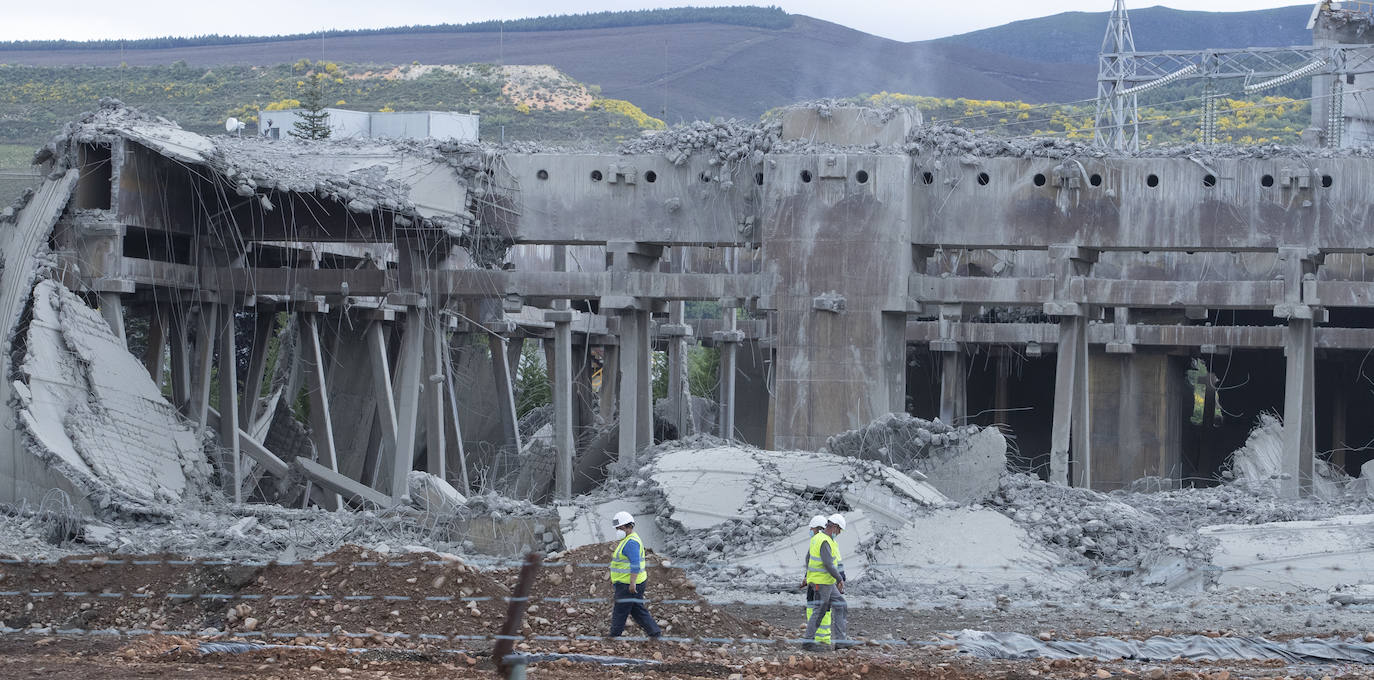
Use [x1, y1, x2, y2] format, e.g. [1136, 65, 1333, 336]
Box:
[217, 303, 241, 504]
[939, 349, 967, 427]
[547, 310, 575, 500]
[1050, 317, 1091, 487]
[617, 310, 642, 466]
[1281, 317, 1316, 498]
[392, 309, 425, 500]
[300, 311, 343, 511]
[714, 308, 741, 442]
[422, 312, 447, 481]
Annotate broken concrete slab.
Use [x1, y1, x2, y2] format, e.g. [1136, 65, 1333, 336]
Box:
[407, 470, 466, 514]
[557, 495, 664, 552]
[14, 279, 209, 510]
[826, 413, 1008, 503]
[1201, 513, 1374, 590]
[294, 457, 392, 509]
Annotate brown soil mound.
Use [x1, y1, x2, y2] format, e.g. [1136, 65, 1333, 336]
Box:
[498, 542, 780, 643]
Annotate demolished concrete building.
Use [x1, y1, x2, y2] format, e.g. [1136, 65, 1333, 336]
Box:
[7, 84, 1374, 517]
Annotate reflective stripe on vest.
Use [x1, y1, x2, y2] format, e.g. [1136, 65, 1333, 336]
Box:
[609, 532, 648, 584]
[806, 532, 839, 585]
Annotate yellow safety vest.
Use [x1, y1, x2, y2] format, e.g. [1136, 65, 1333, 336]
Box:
[609, 532, 648, 585]
[806, 532, 840, 585]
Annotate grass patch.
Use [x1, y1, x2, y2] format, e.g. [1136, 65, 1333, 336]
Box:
[0, 143, 37, 168]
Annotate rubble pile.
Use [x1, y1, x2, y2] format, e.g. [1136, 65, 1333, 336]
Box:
[619, 119, 780, 167]
[826, 413, 1008, 502]
[989, 474, 1206, 584]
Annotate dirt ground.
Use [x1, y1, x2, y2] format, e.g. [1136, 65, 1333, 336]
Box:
[2, 548, 1374, 679]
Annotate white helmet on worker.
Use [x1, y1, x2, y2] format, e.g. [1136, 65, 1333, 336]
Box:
[827, 513, 846, 531]
[808, 515, 828, 530]
[612, 511, 635, 528]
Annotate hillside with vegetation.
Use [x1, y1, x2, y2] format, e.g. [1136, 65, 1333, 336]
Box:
[0, 59, 663, 149]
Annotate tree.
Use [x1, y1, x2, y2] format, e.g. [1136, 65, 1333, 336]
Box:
[289, 75, 331, 140]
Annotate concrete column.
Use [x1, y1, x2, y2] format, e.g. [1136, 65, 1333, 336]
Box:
[366, 321, 399, 493]
[190, 304, 219, 431]
[240, 306, 277, 427]
[617, 311, 641, 465]
[715, 309, 740, 442]
[169, 307, 190, 414]
[1281, 318, 1316, 498]
[665, 302, 692, 436]
[300, 310, 342, 511]
[143, 304, 167, 387]
[217, 303, 241, 504]
[1050, 316, 1089, 486]
[422, 312, 446, 480]
[547, 310, 575, 499]
[98, 292, 125, 349]
[392, 309, 425, 500]
[939, 350, 967, 426]
[636, 310, 652, 452]
[600, 345, 619, 422]
[488, 332, 521, 452]
[441, 345, 471, 492]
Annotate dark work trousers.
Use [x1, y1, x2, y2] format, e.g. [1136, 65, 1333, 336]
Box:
[609, 581, 662, 638]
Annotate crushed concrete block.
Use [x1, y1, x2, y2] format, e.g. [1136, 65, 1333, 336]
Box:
[80, 524, 116, 547]
[558, 496, 663, 552]
[874, 508, 1078, 588]
[1225, 414, 1285, 494]
[826, 413, 1007, 503]
[407, 470, 467, 514]
[650, 447, 763, 531]
[227, 517, 259, 539]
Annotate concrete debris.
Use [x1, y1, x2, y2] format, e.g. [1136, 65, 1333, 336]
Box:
[1224, 413, 1285, 494]
[827, 413, 1008, 503]
[1202, 514, 1374, 590]
[406, 470, 467, 514]
[619, 119, 780, 168]
[13, 279, 210, 513]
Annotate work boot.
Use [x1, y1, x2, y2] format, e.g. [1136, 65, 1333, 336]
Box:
[801, 641, 829, 652]
[833, 640, 859, 650]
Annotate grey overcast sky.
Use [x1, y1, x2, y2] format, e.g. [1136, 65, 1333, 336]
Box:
[2, 1, 1312, 43]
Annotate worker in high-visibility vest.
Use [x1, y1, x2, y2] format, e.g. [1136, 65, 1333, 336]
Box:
[800, 515, 832, 645]
[607, 511, 662, 640]
[803, 513, 852, 650]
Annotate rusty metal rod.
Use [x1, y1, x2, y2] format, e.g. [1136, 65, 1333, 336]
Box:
[494, 551, 542, 679]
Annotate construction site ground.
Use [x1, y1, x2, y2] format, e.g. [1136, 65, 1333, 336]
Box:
[2, 550, 1374, 679]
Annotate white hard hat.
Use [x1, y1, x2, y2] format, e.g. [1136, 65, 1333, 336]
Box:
[808, 515, 828, 529]
[827, 513, 846, 531]
[612, 511, 635, 528]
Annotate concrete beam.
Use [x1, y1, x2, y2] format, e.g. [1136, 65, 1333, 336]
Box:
[294, 458, 393, 509]
[548, 310, 574, 500]
[217, 303, 242, 504]
[299, 312, 343, 511]
[1281, 318, 1316, 498]
[392, 310, 425, 499]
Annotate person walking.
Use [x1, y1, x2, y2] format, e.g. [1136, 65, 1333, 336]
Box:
[800, 515, 832, 645]
[607, 511, 662, 640]
[803, 513, 852, 650]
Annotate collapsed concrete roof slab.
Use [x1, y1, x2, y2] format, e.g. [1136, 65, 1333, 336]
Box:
[14, 280, 209, 510]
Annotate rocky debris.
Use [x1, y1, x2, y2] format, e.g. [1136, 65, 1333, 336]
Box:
[406, 472, 466, 515]
[1223, 414, 1285, 494]
[989, 474, 1208, 589]
[619, 119, 780, 168]
[826, 413, 1007, 503]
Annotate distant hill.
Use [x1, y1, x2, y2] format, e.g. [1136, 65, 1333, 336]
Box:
[0, 9, 1095, 129]
[933, 4, 1315, 65]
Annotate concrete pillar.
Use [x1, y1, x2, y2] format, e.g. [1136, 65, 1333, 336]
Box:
[715, 308, 740, 441]
[98, 292, 125, 349]
[422, 312, 446, 480]
[635, 309, 653, 453]
[240, 306, 277, 427]
[300, 310, 342, 511]
[366, 321, 399, 493]
[600, 345, 619, 422]
[442, 345, 471, 492]
[993, 353, 1010, 428]
[665, 302, 692, 436]
[488, 332, 521, 452]
[143, 304, 167, 387]
[392, 308, 425, 500]
[1281, 318, 1316, 498]
[939, 350, 967, 426]
[1088, 351, 1186, 490]
[617, 311, 641, 465]
[217, 303, 241, 504]
[190, 303, 219, 431]
[169, 307, 190, 414]
[547, 310, 575, 499]
[1050, 316, 1089, 486]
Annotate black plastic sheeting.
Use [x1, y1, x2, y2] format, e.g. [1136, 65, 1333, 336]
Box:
[955, 631, 1374, 664]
